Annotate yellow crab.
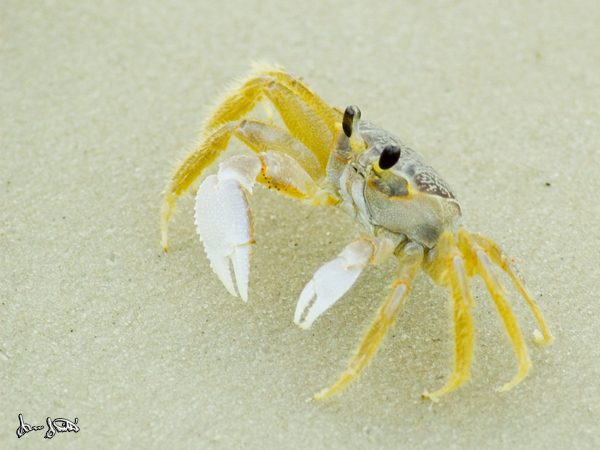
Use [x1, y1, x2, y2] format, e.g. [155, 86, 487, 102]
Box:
[161, 65, 553, 401]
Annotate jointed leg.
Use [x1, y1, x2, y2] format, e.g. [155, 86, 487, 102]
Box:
[421, 229, 551, 400]
[422, 232, 475, 402]
[261, 80, 334, 170]
[313, 242, 424, 400]
[161, 118, 336, 250]
[459, 230, 531, 391]
[470, 232, 553, 345]
[203, 65, 341, 171]
[162, 122, 237, 249]
[234, 119, 322, 180]
[203, 65, 342, 137]
[162, 66, 342, 249]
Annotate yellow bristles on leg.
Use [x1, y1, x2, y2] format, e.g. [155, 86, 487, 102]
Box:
[423, 253, 474, 402]
[470, 233, 553, 345]
[460, 230, 531, 391]
[314, 243, 424, 400]
[161, 122, 237, 250]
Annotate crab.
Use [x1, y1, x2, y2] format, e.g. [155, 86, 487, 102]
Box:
[161, 65, 553, 401]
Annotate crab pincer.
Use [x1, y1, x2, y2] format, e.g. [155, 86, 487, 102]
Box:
[294, 237, 395, 329]
[194, 156, 261, 302]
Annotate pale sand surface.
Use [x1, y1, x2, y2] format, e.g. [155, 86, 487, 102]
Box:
[1, 1, 600, 448]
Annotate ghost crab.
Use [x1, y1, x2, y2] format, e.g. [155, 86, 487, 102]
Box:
[161, 65, 552, 401]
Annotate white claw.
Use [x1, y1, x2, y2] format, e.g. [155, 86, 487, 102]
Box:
[294, 239, 376, 329]
[194, 156, 261, 301]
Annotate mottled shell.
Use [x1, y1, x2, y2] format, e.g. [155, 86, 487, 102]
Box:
[327, 122, 461, 248]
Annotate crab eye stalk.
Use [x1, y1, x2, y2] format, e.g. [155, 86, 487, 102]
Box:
[343, 105, 361, 137]
[378, 144, 401, 170]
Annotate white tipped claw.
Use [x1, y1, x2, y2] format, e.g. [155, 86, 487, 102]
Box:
[194, 156, 261, 301]
[294, 239, 375, 329]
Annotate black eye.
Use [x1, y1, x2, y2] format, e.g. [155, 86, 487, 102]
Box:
[378, 144, 401, 170]
[342, 105, 361, 137]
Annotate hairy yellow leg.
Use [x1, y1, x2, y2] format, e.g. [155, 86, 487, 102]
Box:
[162, 69, 284, 241]
[201, 65, 300, 131]
[161, 122, 237, 250]
[471, 233, 553, 345]
[160, 113, 342, 250]
[460, 230, 531, 391]
[422, 232, 474, 402]
[314, 242, 424, 400]
[424, 257, 475, 401]
[203, 77, 266, 132]
[162, 67, 343, 249]
[263, 80, 334, 171]
[271, 71, 343, 135]
[214, 65, 342, 135]
[206, 65, 341, 169]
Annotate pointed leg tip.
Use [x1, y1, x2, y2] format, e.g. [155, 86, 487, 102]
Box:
[312, 389, 330, 401]
[422, 391, 440, 403]
[496, 382, 514, 393]
[533, 329, 553, 345]
[498, 368, 531, 393]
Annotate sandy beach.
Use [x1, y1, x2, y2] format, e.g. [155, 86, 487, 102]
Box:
[1, 1, 599, 448]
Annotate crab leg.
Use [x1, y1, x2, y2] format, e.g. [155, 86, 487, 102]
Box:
[457, 230, 531, 391]
[207, 65, 341, 170]
[161, 66, 343, 250]
[262, 79, 333, 170]
[470, 232, 553, 345]
[422, 232, 475, 401]
[202, 65, 342, 139]
[233, 119, 323, 181]
[162, 123, 237, 250]
[294, 236, 396, 330]
[312, 242, 424, 400]
[161, 117, 338, 250]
